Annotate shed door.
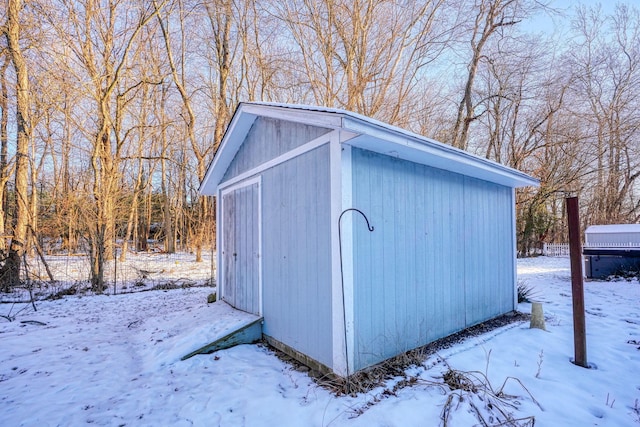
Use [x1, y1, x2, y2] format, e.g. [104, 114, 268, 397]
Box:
[222, 181, 261, 315]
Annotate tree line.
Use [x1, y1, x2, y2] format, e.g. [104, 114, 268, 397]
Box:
[1, 0, 638, 290]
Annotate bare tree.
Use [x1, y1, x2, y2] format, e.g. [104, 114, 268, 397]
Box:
[154, 0, 220, 262]
[450, 0, 543, 150]
[38, 0, 166, 290]
[0, 0, 637, 275]
[0, 56, 12, 255]
[568, 4, 640, 225]
[274, 0, 455, 123]
[203, 0, 233, 150]
[1, 0, 31, 289]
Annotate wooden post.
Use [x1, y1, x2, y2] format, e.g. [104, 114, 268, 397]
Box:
[566, 196, 588, 368]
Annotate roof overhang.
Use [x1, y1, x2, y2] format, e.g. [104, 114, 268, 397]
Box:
[586, 224, 640, 234]
[200, 102, 539, 195]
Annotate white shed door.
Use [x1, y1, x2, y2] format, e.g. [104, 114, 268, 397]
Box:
[222, 181, 260, 315]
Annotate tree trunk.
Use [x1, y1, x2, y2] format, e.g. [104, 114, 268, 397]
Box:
[1, 0, 31, 290]
[119, 163, 144, 262]
[0, 57, 9, 255]
[160, 152, 174, 254]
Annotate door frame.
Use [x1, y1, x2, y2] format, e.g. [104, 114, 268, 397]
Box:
[219, 175, 263, 315]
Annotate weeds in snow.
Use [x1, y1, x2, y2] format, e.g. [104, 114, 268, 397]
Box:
[313, 312, 530, 397]
[535, 350, 544, 378]
[606, 393, 615, 408]
[440, 362, 541, 427]
[632, 398, 640, 423]
[338, 353, 540, 426]
[269, 312, 537, 425]
[517, 280, 538, 303]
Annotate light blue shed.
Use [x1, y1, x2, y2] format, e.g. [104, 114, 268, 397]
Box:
[200, 102, 538, 376]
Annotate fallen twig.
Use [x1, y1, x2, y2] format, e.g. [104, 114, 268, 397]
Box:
[20, 320, 47, 326]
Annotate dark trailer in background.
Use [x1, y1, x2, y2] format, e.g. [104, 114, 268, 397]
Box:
[583, 224, 640, 279]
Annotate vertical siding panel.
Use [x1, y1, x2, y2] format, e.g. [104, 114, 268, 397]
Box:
[492, 187, 502, 313]
[392, 159, 404, 349]
[403, 162, 418, 344]
[247, 185, 254, 312]
[405, 163, 418, 343]
[501, 187, 515, 313]
[414, 166, 427, 341]
[423, 167, 436, 342]
[303, 150, 313, 354]
[236, 188, 244, 310]
[463, 179, 514, 326]
[301, 148, 317, 353]
[287, 154, 300, 346]
[444, 173, 467, 334]
[426, 167, 440, 341]
[223, 193, 235, 306]
[442, 173, 451, 332]
[245, 186, 252, 313]
[371, 153, 385, 362]
[241, 187, 249, 311]
[463, 178, 476, 325]
[223, 117, 332, 182]
[241, 187, 249, 312]
[221, 183, 260, 315]
[263, 161, 282, 342]
[352, 150, 368, 369]
[492, 185, 506, 313]
[260, 144, 333, 368]
[356, 150, 386, 368]
[437, 171, 451, 335]
[381, 155, 395, 358]
[351, 148, 515, 371]
[250, 183, 259, 314]
[441, 172, 457, 332]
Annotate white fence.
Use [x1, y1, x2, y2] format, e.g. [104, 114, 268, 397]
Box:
[543, 241, 640, 257]
[543, 243, 570, 257]
[584, 242, 640, 248]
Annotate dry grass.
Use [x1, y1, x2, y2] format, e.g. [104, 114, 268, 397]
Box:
[315, 346, 432, 397]
[259, 312, 539, 425]
[311, 311, 530, 396]
[439, 364, 540, 427]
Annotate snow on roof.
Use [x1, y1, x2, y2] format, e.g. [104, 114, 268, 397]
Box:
[200, 102, 539, 194]
[585, 224, 640, 234]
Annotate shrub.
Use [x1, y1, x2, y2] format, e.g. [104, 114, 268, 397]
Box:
[517, 280, 538, 303]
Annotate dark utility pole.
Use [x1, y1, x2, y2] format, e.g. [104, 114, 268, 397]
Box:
[566, 196, 588, 368]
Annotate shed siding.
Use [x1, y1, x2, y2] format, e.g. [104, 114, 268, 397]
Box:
[462, 177, 514, 324]
[350, 148, 514, 371]
[585, 231, 640, 246]
[221, 182, 260, 314]
[261, 144, 333, 369]
[223, 116, 332, 182]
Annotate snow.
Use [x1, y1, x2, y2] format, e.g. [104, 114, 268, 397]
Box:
[13, 251, 216, 300]
[2, 256, 640, 426]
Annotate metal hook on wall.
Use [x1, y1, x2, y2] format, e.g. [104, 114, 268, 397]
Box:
[338, 208, 374, 388]
[339, 208, 375, 233]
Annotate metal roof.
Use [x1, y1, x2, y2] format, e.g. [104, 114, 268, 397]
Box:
[200, 102, 540, 194]
[586, 224, 640, 234]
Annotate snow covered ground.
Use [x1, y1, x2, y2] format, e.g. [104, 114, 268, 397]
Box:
[1, 256, 639, 426]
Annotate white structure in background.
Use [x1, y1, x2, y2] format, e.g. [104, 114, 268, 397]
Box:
[583, 224, 640, 279]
